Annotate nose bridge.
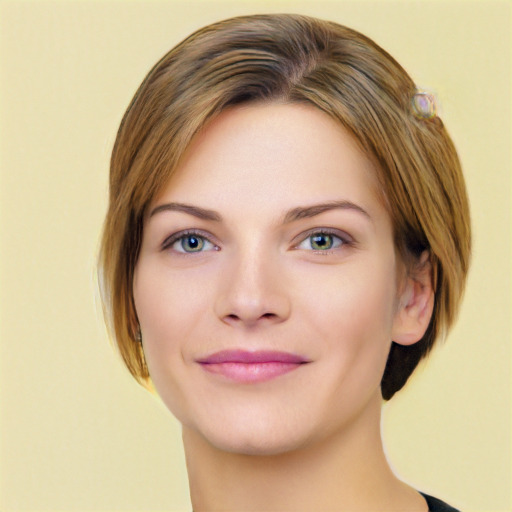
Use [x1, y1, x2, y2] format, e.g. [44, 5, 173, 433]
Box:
[216, 236, 290, 326]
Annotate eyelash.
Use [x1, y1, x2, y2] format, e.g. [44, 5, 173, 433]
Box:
[161, 229, 219, 254]
[294, 228, 353, 255]
[161, 228, 353, 255]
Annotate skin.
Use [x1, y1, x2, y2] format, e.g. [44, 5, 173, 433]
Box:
[133, 103, 433, 511]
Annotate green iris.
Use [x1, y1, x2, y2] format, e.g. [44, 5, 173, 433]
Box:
[181, 235, 204, 252]
[310, 233, 334, 250]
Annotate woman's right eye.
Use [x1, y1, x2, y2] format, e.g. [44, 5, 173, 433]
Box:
[163, 231, 218, 254]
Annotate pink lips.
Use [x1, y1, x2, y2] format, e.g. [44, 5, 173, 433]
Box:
[197, 350, 309, 383]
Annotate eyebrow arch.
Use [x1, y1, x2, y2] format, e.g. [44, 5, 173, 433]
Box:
[282, 200, 372, 224]
[150, 202, 222, 221]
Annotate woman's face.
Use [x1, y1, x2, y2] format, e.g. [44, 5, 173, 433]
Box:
[134, 103, 406, 455]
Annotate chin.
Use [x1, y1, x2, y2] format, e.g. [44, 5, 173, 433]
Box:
[193, 412, 316, 457]
[208, 432, 307, 457]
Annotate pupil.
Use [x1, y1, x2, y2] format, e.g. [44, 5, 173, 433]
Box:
[312, 234, 332, 250]
[184, 236, 201, 251]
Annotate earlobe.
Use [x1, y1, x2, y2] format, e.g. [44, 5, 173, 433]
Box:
[392, 251, 435, 346]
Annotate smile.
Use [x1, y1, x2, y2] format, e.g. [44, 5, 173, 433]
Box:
[196, 350, 310, 383]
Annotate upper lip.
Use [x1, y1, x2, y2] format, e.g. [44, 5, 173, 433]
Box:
[197, 350, 310, 364]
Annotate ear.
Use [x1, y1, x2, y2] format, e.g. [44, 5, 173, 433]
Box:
[392, 251, 435, 346]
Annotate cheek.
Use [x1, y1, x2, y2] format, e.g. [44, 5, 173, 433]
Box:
[132, 262, 210, 419]
[134, 261, 210, 339]
[307, 256, 397, 333]
[302, 258, 398, 383]
[133, 263, 207, 375]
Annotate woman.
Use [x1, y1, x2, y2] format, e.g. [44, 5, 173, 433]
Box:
[99, 14, 470, 511]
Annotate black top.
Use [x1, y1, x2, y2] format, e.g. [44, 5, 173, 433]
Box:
[421, 492, 460, 512]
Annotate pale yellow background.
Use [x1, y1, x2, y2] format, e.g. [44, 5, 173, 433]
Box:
[0, 0, 510, 511]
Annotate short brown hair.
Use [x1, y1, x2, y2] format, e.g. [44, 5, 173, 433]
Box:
[99, 14, 471, 400]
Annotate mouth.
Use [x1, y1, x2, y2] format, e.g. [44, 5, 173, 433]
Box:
[196, 350, 310, 383]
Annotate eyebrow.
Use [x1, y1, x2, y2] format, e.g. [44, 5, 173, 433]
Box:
[282, 200, 372, 224]
[150, 202, 222, 221]
[149, 200, 371, 224]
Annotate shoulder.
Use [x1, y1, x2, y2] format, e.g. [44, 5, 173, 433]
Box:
[420, 492, 461, 512]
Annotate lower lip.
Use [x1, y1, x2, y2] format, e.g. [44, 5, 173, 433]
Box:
[199, 362, 304, 383]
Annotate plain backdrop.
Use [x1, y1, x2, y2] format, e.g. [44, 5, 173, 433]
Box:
[0, 1, 510, 511]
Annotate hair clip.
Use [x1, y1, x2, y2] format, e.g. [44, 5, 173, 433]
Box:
[411, 91, 437, 120]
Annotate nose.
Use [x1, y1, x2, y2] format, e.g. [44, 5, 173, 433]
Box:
[214, 247, 291, 328]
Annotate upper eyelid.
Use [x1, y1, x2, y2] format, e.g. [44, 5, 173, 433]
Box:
[293, 227, 353, 245]
[161, 229, 218, 249]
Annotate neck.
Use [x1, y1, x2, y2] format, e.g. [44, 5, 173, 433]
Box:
[182, 393, 426, 512]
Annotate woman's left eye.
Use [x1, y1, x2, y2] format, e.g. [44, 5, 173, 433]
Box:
[296, 231, 346, 251]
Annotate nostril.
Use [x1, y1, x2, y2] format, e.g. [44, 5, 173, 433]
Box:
[224, 312, 277, 323]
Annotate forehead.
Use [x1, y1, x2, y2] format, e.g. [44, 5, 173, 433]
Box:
[153, 103, 384, 215]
